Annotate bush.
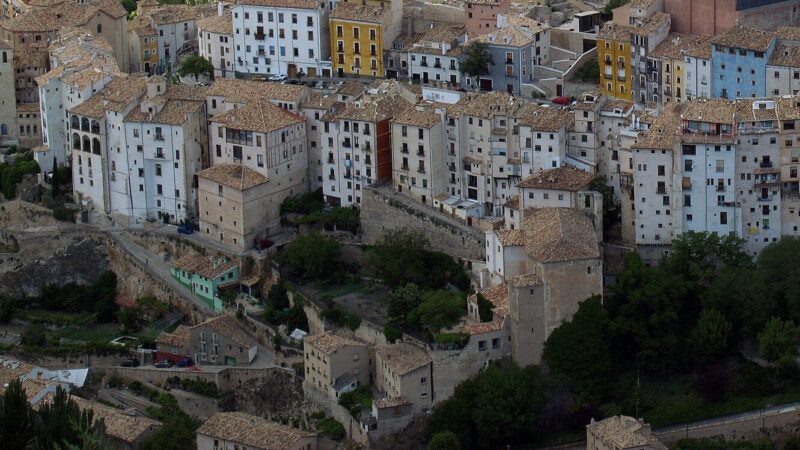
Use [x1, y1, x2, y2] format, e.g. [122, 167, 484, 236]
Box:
[434, 333, 469, 346]
[316, 417, 346, 441]
[280, 189, 324, 214]
[21, 323, 49, 347]
[320, 307, 360, 331]
[52, 206, 76, 222]
[383, 325, 402, 343]
[165, 377, 220, 398]
[476, 293, 494, 323]
[280, 233, 341, 281]
[338, 385, 373, 416]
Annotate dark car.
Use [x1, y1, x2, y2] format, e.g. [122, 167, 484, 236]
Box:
[154, 359, 173, 368]
[121, 358, 140, 368]
[175, 357, 194, 368]
[177, 224, 194, 235]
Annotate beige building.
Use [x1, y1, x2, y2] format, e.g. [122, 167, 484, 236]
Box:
[207, 98, 307, 242]
[70, 396, 162, 450]
[156, 315, 258, 366]
[196, 164, 272, 251]
[303, 332, 370, 399]
[16, 102, 40, 148]
[197, 412, 319, 450]
[0, 41, 15, 146]
[586, 416, 666, 450]
[391, 104, 446, 205]
[13, 49, 45, 104]
[374, 343, 433, 414]
[198, 7, 233, 79]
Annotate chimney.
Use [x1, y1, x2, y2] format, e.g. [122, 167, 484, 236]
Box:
[217, 1, 224, 16]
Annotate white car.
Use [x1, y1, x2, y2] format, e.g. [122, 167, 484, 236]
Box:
[268, 74, 287, 81]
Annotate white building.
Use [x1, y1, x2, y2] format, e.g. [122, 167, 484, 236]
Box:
[149, 5, 215, 70]
[231, 0, 331, 78]
[683, 41, 712, 100]
[407, 25, 465, 87]
[198, 6, 234, 79]
[391, 104, 446, 205]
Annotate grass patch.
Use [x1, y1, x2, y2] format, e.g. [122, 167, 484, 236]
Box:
[17, 309, 96, 326]
[338, 385, 373, 416]
[54, 323, 120, 343]
[314, 282, 375, 302]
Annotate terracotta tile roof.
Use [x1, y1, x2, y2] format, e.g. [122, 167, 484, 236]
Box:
[197, 11, 232, 35]
[734, 98, 778, 122]
[336, 91, 412, 123]
[0, 358, 33, 387]
[207, 78, 307, 103]
[0, 0, 125, 33]
[630, 0, 657, 7]
[587, 416, 666, 450]
[155, 324, 191, 347]
[476, 25, 534, 48]
[199, 412, 316, 450]
[712, 26, 775, 52]
[630, 12, 670, 37]
[197, 164, 268, 190]
[600, 98, 635, 114]
[680, 97, 736, 124]
[129, 16, 158, 37]
[505, 195, 519, 209]
[768, 43, 800, 67]
[418, 24, 465, 45]
[447, 91, 527, 119]
[393, 106, 440, 128]
[374, 397, 411, 408]
[301, 92, 338, 110]
[507, 273, 543, 287]
[13, 49, 45, 69]
[464, 0, 503, 5]
[495, 229, 525, 246]
[463, 320, 503, 335]
[777, 26, 800, 41]
[523, 208, 599, 263]
[171, 254, 239, 280]
[518, 165, 594, 191]
[149, 4, 215, 26]
[376, 343, 431, 376]
[304, 332, 364, 355]
[519, 103, 574, 132]
[70, 396, 161, 444]
[473, 283, 509, 317]
[330, 2, 390, 23]
[68, 74, 145, 118]
[631, 104, 682, 150]
[651, 34, 710, 60]
[125, 84, 207, 125]
[337, 81, 365, 97]
[69, 95, 106, 119]
[210, 99, 303, 133]
[16, 102, 39, 112]
[202, 315, 257, 348]
[237, 0, 319, 8]
[598, 22, 632, 41]
[776, 96, 800, 120]
[685, 35, 714, 59]
[462, 154, 483, 165]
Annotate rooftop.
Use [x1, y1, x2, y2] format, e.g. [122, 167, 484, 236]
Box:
[651, 34, 712, 60]
[236, 0, 319, 8]
[155, 324, 191, 348]
[777, 26, 800, 42]
[336, 91, 411, 123]
[197, 10, 232, 35]
[418, 24, 465, 45]
[631, 104, 682, 150]
[507, 273, 543, 287]
[207, 78, 307, 104]
[471, 283, 509, 318]
[712, 26, 775, 52]
[630, 12, 670, 37]
[70, 396, 161, 444]
[734, 98, 778, 122]
[776, 95, 800, 120]
[598, 22, 632, 41]
[447, 91, 527, 119]
[680, 97, 736, 124]
[171, 254, 238, 280]
[495, 229, 525, 246]
[518, 165, 594, 191]
[198, 412, 317, 450]
[210, 99, 303, 134]
[330, 2, 391, 23]
[374, 397, 412, 408]
[376, 343, 431, 376]
[201, 315, 257, 348]
[304, 332, 364, 355]
[587, 416, 666, 450]
[519, 103, 574, 132]
[769, 43, 800, 68]
[476, 25, 534, 48]
[149, 4, 216, 26]
[197, 164, 268, 191]
[393, 106, 440, 128]
[523, 208, 599, 263]
[0, 0, 126, 33]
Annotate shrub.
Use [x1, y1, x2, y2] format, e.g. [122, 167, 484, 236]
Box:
[280, 189, 324, 214]
[383, 325, 402, 343]
[316, 417, 346, 441]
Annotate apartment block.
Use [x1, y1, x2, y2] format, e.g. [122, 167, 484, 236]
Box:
[0, 41, 15, 147]
[148, 5, 215, 71]
[407, 25, 465, 87]
[767, 27, 800, 96]
[711, 26, 776, 99]
[463, 0, 510, 34]
[391, 105, 445, 205]
[198, 7, 234, 79]
[232, 0, 331, 78]
[303, 333, 370, 399]
[330, 0, 402, 78]
[374, 343, 433, 414]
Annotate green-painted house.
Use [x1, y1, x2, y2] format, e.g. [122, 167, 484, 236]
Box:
[170, 255, 240, 311]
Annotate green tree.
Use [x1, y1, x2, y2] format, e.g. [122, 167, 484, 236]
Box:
[704, 267, 773, 339]
[22, 323, 49, 347]
[476, 293, 494, 323]
[62, 408, 112, 450]
[412, 290, 465, 333]
[758, 317, 799, 362]
[759, 238, 800, 323]
[428, 431, 460, 450]
[118, 307, 143, 333]
[589, 176, 619, 231]
[121, 0, 137, 14]
[0, 379, 36, 449]
[281, 233, 341, 281]
[0, 295, 14, 323]
[688, 309, 732, 361]
[542, 296, 612, 400]
[459, 42, 493, 84]
[266, 281, 290, 310]
[50, 156, 61, 197]
[177, 55, 214, 81]
[387, 283, 422, 327]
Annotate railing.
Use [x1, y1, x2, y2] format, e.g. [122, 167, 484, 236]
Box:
[617, 61, 625, 69]
[155, 133, 164, 141]
[434, 62, 441, 68]
[420, 61, 428, 67]
[760, 160, 773, 168]
[401, 164, 409, 170]
[417, 151, 425, 157]
[716, 185, 725, 192]
[328, 174, 335, 180]
[417, 167, 426, 173]
[254, 33, 266, 40]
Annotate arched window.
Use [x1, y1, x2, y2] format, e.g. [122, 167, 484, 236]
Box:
[81, 117, 89, 132]
[82, 135, 90, 152]
[96, 24, 102, 34]
[72, 133, 81, 150]
[90, 120, 100, 134]
[92, 138, 100, 154]
[70, 115, 80, 129]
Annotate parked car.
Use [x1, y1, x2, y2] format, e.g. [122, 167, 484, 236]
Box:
[175, 357, 194, 368]
[121, 358, 140, 368]
[551, 96, 570, 106]
[251, 75, 267, 82]
[154, 359, 173, 368]
[177, 224, 194, 235]
[268, 74, 287, 81]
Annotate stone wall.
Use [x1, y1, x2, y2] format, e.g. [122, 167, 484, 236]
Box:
[111, 365, 293, 392]
[360, 187, 485, 261]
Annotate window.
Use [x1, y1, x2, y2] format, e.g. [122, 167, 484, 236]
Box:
[720, 212, 728, 225]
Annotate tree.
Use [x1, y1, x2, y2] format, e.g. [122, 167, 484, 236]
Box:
[704, 267, 773, 339]
[695, 363, 728, 403]
[121, 0, 136, 14]
[387, 283, 422, 327]
[758, 317, 799, 363]
[589, 176, 618, 232]
[177, 55, 214, 81]
[0, 380, 36, 448]
[412, 290, 465, 333]
[118, 307, 143, 333]
[459, 42, 493, 84]
[542, 296, 612, 400]
[266, 281, 290, 310]
[688, 309, 732, 361]
[759, 238, 800, 323]
[476, 293, 494, 323]
[0, 295, 13, 323]
[281, 233, 341, 281]
[22, 323, 48, 347]
[51, 156, 61, 197]
[428, 431, 461, 450]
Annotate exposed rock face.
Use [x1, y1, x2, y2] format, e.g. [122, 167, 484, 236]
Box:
[0, 230, 110, 298]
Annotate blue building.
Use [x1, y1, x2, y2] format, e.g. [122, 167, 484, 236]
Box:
[711, 26, 776, 99]
[474, 26, 534, 96]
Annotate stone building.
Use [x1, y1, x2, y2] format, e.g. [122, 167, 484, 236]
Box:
[198, 6, 233, 79]
[156, 314, 257, 366]
[303, 332, 370, 399]
[391, 104, 445, 205]
[197, 412, 319, 450]
[374, 343, 433, 414]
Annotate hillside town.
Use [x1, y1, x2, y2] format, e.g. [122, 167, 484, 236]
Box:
[3, 0, 800, 449]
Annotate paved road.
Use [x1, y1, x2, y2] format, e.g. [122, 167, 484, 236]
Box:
[105, 229, 215, 315]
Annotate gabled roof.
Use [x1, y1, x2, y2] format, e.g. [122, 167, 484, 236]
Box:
[517, 165, 594, 191]
[196, 164, 268, 190]
[304, 332, 364, 355]
[523, 208, 599, 263]
[712, 26, 775, 52]
[198, 412, 317, 450]
[210, 99, 303, 134]
[375, 343, 431, 376]
[201, 315, 257, 348]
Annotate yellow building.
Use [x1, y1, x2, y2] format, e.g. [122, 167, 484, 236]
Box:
[129, 15, 159, 73]
[597, 22, 632, 101]
[330, 1, 400, 78]
[650, 34, 713, 104]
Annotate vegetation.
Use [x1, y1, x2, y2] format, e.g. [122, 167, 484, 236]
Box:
[177, 55, 214, 80]
[0, 155, 40, 199]
[165, 376, 221, 398]
[573, 62, 600, 83]
[412, 290, 466, 334]
[141, 392, 200, 450]
[674, 437, 774, 450]
[0, 380, 111, 449]
[589, 176, 619, 232]
[281, 189, 359, 233]
[428, 431, 461, 450]
[280, 233, 341, 281]
[314, 417, 345, 441]
[280, 189, 325, 214]
[460, 42, 493, 81]
[475, 293, 494, 323]
[338, 385, 373, 416]
[320, 306, 361, 331]
[37, 271, 119, 323]
[263, 282, 309, 332]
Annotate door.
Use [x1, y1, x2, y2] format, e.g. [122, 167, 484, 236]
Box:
[308, 67, 317, 77]
[479, 78, 493, 91]
[287, 64, 297, 77]
[423, 72, 429, 84]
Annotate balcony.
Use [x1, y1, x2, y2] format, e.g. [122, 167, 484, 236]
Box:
[604, 73, 612, 80]
[254, 33, 266, 41]
[417, 167, 426, 173]
[328, 174, 336, 180]
[604, 57, 612, 64]
[617, 75, 626, 82]
[417, 150, 425, 157]
[757, 195, 773, 202]
[257, 49, 266, 56]
[505, 59, 513, 65]
[155, 132, 164, 141]
[401, 164, 409, 170]
[434, 62, 441, 68]
[327, 156, 334, 164]
[155, 151, 165, 159]
[760, 160, 774, 168]
[400, 147, 409, 154]
[716, 185, 725, 192]
[420, 61, 428, 67]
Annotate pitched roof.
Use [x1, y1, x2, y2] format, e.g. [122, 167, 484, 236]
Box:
[776, 95, 800, 120]
[196, 164, 268, 190]
[197, 11, 232, 35]
[374, 397, 412, 408]
[495, 229, 525, 246]
[375, 343, 431, 376]
[630, 12, 670, 37]
[155, 324, 191, 347]
[447, 91, 527, 119]
[463, 320, 503, 335]
[631, 104, 682, 150]
[517, 165, 594, 191]
[207, 78, 307, 103]
[0, 0, 125, 33]
[598, 22, 632, 42]
[712, 26, 775, 52]
[304, 332, 364, 355]
[587, 416, 666, 450]
[769, 43, 800, 67]
[336, 91, 411, 123]
[680, 97, 736, 124]
[201, 315, 257, 348]
[236, 0, 319, 8]
[210, 99, 304, 133]
[149, 4, 215, 26]
[777, 26, 800, 42]
[330, 2, 391, 24]
[505, 195, 520, 210]
[171, 254, 238, 279]
[476, 25, 534, 47]
[523, 208, 599, 263]
[470, 283, 509, 317]
[507, 273, 543, 287]
[69, 74, 147, 118]
[651, 34, 711, 60]
[198, 412, 317, 450]
[70, 396, 161, 444]
[393, 106, 440, 128]
[518, 103, 574, 132]
[734, 98, 778, 122]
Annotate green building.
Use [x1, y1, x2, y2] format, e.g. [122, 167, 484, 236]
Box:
[170, 255, 240, 312]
